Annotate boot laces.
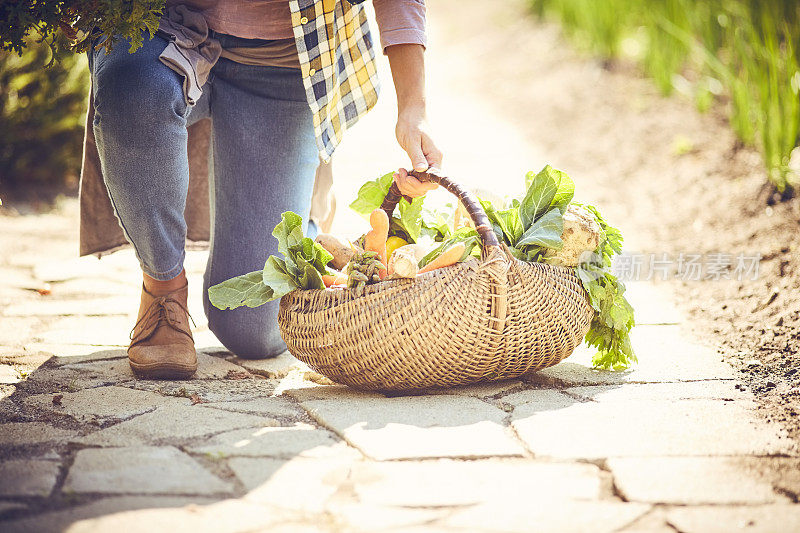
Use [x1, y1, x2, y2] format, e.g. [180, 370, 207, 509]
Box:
[130, 295, 196, 341]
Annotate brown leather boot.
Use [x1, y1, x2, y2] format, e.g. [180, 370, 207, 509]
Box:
[128, 283, 197, 379]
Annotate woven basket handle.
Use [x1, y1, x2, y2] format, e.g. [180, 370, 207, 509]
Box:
[380, 170, 501, 251]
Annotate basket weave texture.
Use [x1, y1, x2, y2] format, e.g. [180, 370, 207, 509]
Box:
[278, 172, 594, 392]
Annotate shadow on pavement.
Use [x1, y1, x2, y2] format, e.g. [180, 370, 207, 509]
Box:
[0, 343, 618, 532]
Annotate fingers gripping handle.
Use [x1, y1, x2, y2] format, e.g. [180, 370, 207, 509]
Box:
[379, 170, 500, 250]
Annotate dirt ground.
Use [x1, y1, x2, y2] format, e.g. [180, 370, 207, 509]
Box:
[434, 1, 799, 440]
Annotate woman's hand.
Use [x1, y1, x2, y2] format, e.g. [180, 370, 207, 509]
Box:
[385, 43, 442, 198]
[394, 106, 442, 197]
[396, 105, 442, 173]
[393, 167, 438, 198]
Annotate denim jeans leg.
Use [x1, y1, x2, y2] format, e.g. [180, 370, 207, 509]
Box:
[203, 60, 318, 358]
[90, 35, 196, 281]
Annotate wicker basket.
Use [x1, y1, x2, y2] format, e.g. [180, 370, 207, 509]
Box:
[278, 171, 594, 392]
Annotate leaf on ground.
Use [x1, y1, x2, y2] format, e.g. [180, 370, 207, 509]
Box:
[189, 394, 207, 405]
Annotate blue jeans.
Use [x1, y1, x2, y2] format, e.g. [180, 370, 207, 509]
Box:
[89, 33, 319, 358]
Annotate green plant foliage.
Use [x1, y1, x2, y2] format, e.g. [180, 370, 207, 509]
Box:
[0, 1, 166, 198]
[208, 212, 331, 310]
[530, 0, 800, 193]
[1, 1, 166, 58]
[575, 204, 636, 370]
[477, 166, 634, 369]
[211, 167, 636, 371]
[349, 171, 435, 244]
[0, 38, 88, 196]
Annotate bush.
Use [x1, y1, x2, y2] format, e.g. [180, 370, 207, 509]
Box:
[0, 1, 165, 200]
[531, 0, 800, 194]
[1, 1, 165, 57]
[0, 40, 89, 198]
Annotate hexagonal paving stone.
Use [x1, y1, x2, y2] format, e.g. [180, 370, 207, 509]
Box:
[0, 422, 77, 446]
[445, 499, 651, 533]
[509, 394, 792, 459]
[235, 456, 356, 513]
[528, 325, 737, 387]
[350, 459, 605, 507]
[23, 386, 183, 423]
[666, 505, 800, 533]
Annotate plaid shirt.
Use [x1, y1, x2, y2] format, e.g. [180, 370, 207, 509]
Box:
[289, 0, 380, 159]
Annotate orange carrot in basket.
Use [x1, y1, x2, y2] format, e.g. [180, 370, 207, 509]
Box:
[323, 273, 348, 287]
[417, 242, 466, 274]
[365, 208, 390, 277]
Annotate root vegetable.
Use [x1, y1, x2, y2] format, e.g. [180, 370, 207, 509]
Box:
[387, 243, 431, 277]
[365, 208, 390, 275]
[388, 246, 420, 278]
[418, 242, 466, 274]
[543, 204, 601, 267]
[322, 272, 348, 287]
[453, 201, 472, 231]
[394, 243, 429, 263]
[315, 233, 355, 270]
[385, 236, 409, 259]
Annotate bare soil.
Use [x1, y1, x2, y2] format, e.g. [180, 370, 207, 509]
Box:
[438, 0, 800, 440]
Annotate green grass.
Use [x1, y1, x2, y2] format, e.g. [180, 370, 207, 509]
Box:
[530, 0, 800, 193]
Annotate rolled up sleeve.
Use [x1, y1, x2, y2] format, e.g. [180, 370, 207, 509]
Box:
[372, 0, 426, 52]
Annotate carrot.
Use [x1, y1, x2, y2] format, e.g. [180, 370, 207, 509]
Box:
[322, 272, 347, 287]
[365, 208, 390, 277]
[417, 242, 466, 274]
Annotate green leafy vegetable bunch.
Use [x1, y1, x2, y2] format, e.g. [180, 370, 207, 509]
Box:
[575, 205, 637, 370]
[479, 165, 573, 262]
[208, 212, 331, 311]
[349, 165, 636, 370]
[349, 171, 458, 245]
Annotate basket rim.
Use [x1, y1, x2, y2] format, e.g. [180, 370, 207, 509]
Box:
[281, 252, 584, 300]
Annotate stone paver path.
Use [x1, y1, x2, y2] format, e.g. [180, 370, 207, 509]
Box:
[2, 1, 799, 532]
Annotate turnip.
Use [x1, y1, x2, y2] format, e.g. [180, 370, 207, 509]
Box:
[544, 204, 601, 267]
[388, 243, 428, 278]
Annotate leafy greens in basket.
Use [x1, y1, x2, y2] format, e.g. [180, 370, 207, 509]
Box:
[208, 165, 636, 371]
[208, 212, 331, 310]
